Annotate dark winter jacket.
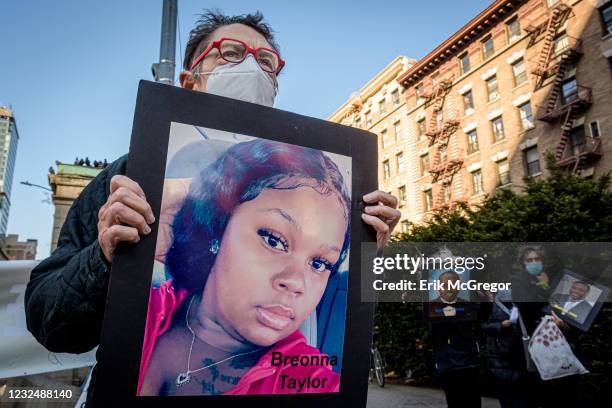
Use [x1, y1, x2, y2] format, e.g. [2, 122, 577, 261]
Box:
[481, 302, 524, 381]
[24, 154, 129, 407]
[430, 320, 480, 374]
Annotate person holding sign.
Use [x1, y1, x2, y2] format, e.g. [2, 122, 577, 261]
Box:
[24, 10, 401, 407]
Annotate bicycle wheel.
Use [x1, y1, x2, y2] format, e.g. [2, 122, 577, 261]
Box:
[372, 348, 385, 387]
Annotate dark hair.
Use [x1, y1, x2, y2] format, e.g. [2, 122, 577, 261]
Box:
[166, 139, 351, 294]
[439, 270, 460, 281]
[572, 280, 590, 292]
[183, 9, 280, 70]
[521, 246, 542, 262]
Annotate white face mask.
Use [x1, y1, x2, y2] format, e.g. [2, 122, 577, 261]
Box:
[200, 54, 277, 107]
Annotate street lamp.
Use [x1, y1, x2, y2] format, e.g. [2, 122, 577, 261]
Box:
[20, 181, 52, 192]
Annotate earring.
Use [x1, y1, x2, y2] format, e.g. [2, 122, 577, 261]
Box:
[209, 239, 219, 255]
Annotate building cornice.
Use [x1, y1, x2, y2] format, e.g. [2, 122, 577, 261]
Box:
[397, 0, 527, 87]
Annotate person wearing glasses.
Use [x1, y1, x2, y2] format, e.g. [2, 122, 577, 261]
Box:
[24, 10, 401, 407]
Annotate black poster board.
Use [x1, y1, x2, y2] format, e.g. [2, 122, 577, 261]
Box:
[92, 81, 378, 407]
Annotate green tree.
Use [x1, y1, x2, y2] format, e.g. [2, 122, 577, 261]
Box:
[374, 156, 612, 398]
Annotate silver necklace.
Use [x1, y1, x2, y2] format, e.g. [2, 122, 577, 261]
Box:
[175, 295, 263, 388]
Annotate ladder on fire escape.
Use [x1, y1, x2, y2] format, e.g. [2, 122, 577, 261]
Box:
[530, 2, 599, 174]
[424, 78, 454, 145]
[422, 75, 463, 210]
[529, 2, 572, 89]
[429, 145, 464, 210]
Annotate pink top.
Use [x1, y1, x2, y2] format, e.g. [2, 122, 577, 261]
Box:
[137, 280, 340, 395]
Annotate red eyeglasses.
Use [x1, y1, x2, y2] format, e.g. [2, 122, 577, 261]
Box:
[190, 37, 285, 74]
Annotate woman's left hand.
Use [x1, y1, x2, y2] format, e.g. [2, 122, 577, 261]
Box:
[551, 313, 569, 329]
[361, 190, 402, 250]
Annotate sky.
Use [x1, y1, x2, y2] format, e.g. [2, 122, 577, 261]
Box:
[0, 0, 492, 258]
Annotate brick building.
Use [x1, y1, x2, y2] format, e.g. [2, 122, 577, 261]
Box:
[331, 0, 612, 228]
[328, 56, 416, 233]
[0, 234, 36, 260]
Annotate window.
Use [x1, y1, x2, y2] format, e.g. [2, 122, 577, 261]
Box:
[561, 78, 578, 104]
[432, 72, 440, 87]
[491, 116, 505, 142]
[423, 189, 433, 212]
[512, 58, 527, 86]
[381, 129, 390, 148]
[390, 89, 399, 105]
[420, 153, 429, 176]
[482, 36, 495, 59]
[394, 120, 402, 139]
[507, 17, 521, 43]
[400, 220, 410, 233]
[524, 146, 541, 176]
[439, 145, 448, 163]
[396, 151, 405, 172]
[379, 98, 387, 115]
[354, 117, 361, 129]
[547, 0, 559, 7]
[569, 126, 587, 156]
[442, 183, 451, 204]
[383, 160, 390, 179]
[472, 170, 484, 195]
[467, 129, 479, 153]
[554, 33, 569, 56]
[497, 158, 510, 186]
[398, 185, 407, 206]
[601, 2, 612, 35]
[365, 111, 372, 127]
[590, 121, 601, 138]
[463, 91, 474, 115]
[417, 118, 426, 139]
[415, 84, 424, 103]
[436, 110, 444, 129]
[518, 102, 534, 131]
[459, 52, 471, 74]
[486, 75, 500, 101]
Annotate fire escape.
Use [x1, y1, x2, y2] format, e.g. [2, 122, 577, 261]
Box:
[422, 77, 463, 210]
[528, 1, 600, 174]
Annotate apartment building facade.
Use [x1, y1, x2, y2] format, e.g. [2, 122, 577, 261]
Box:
[328, 56, 416, 233]
[331, 0, 612, 228]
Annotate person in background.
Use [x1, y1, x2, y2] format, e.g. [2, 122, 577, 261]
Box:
[429, 312, 481, 407]
[482, 289, 528, 408]
[512, 247, 589, 408]
[24, 10, 401, 408]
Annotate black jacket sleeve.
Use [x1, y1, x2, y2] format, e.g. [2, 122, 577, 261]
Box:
[24, 155, 128, 353]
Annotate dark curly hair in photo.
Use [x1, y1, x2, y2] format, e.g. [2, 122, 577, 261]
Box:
[165, 138, 351, 294]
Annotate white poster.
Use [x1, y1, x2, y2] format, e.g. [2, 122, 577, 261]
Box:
[0, 260, 96, 379]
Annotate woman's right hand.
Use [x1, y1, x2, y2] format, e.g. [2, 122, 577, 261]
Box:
[98, 175, 156, 262]
[536, 272, 549, 286]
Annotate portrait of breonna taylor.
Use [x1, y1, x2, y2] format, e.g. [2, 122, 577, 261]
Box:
[137, 122, 352, 397]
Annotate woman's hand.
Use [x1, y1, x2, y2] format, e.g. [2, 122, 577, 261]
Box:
[98, 175, 156, 262]
[361, 190, 401, 250]
[97, 175, 192, 263]
[551, 313, 569, 329]
[536, 272, 549, 285]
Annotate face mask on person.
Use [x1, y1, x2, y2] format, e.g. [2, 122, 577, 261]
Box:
[525, 262, 543, 276]
[202, 54, 277, 107]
